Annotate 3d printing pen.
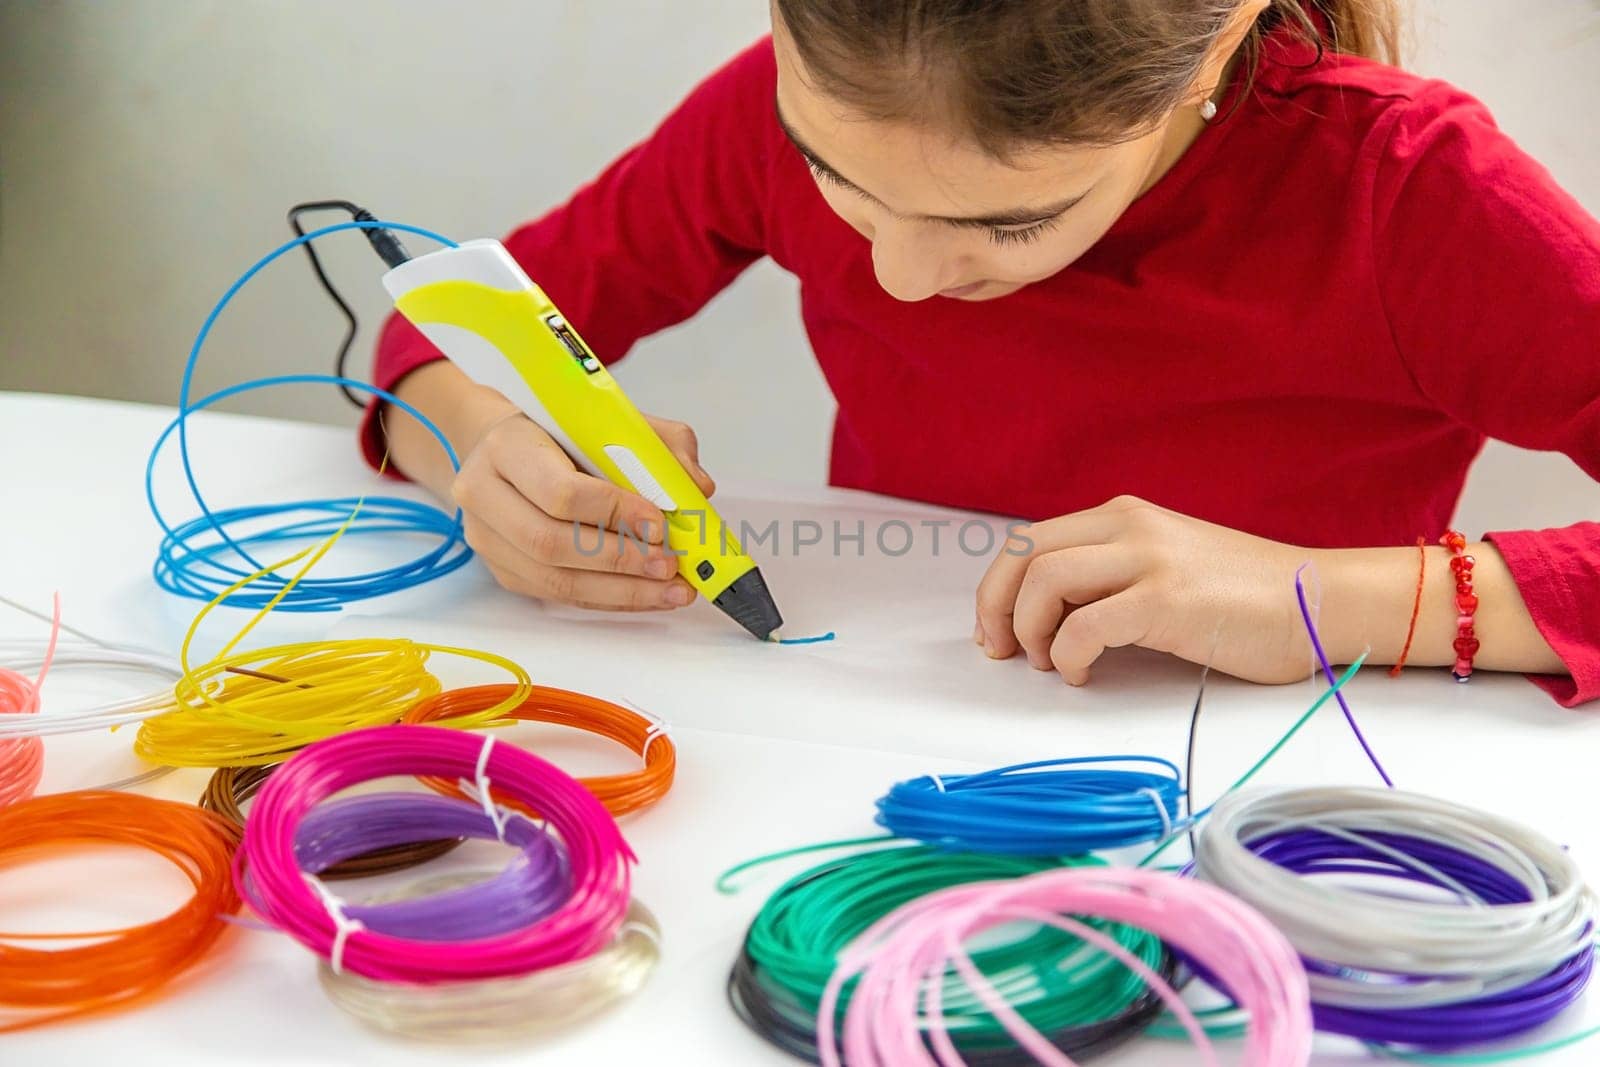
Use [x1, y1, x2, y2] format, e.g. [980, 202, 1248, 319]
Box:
[380, 237, 785, 641]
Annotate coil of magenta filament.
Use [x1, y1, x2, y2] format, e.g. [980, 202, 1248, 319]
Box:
[235, 723, 636, 984]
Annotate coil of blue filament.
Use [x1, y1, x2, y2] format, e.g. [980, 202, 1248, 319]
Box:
[145, 221, 475, 612]
[873, 755, 1188, 856]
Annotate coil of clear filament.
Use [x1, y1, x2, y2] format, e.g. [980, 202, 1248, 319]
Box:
[317, 879, 660, 1041]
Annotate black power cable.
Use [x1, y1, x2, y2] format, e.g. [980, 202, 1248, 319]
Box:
[286, 200, 412, 409]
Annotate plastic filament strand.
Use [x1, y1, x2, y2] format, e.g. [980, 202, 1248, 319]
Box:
[0, 792, 241, 1033]
[1193, 785, 1595, 1048]
[135, 639, 531, 767]
[819, 866, 1312, 1067]
[0, 640, 181, 738]
[294, 792, 572, 941]
[0, 599, 59, 807]
[200, 764, 462, 879]
[235, 724, 633, 983]
[405, 684, 676, 817]
[874, 756, 1186, 855]
[146, 219, 470, 612]
[319, 892, 660, 1041]
[730, 845, 1171, 1064]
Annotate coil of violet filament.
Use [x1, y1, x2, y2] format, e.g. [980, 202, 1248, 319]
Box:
[820, 866, 1312, 1067]
[1192, 785, 1595, 1050]
[201, 764, 463, 879]
[235, 723, 634, 983]
[292, 792, 572, 941]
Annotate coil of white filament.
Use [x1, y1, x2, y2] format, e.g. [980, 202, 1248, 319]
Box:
[317, 874, 661, 1041]
[0, 639, 181, 738]
[1193, 785, 1594, 1010]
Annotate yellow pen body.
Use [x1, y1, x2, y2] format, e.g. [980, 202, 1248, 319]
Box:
[383, 240, 783, 639]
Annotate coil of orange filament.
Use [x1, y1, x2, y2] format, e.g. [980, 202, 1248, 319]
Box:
[404, 685, 676, 817]
[200, 763, 462, 879]
[0, 791, 241, 1033]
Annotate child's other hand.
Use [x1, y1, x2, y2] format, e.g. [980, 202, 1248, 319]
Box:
[451, 412, 716, 611]
[974, 496, 1317, 685]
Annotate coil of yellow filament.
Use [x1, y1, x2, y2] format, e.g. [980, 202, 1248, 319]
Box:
[136, 639, 534, 766]
[135, 489, 531, 767]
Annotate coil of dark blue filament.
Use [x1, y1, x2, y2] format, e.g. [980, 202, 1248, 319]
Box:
[145, 221, 474, 612]
[873, 756, 1187, 856]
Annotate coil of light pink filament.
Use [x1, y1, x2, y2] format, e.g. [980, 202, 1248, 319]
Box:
[235, 723, 634, 983]
[0, 595, 61, 808]
[819, 866, 1312, 1067]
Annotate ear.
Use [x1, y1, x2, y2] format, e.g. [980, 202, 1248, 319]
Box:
[1182, 0, 1274, 110]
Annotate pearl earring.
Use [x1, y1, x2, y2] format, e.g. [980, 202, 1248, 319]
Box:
[1200, 99, 1218, 121]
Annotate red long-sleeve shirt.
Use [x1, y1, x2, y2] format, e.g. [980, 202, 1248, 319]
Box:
[367, 34, 1600, 705]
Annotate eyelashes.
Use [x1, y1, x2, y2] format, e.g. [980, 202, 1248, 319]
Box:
[804, 158, 852, 191]
[804, 158, 1064, 247]
[985, 218, 1062, 247]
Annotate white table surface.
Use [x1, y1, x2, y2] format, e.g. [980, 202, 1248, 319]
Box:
[1, 391, 1596, 1066]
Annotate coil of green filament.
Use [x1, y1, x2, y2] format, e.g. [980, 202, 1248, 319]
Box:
[728, 845, 1170, 1062]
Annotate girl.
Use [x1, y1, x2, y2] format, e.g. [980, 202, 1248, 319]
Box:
[365, 0, 1599, 705]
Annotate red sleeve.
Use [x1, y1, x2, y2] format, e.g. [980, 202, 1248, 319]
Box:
[1485, 525, 1600, 707]
[1371, 83, 1600, 705]
[360, 39, 777, 471]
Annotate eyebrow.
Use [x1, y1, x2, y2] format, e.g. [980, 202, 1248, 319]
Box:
[773, 97, 1087, 228]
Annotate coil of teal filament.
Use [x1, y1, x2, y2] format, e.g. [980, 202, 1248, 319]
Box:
[727, 845, 1169, 1061]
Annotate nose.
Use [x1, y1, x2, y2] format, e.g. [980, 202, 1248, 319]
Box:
[870, 222, 952, 303]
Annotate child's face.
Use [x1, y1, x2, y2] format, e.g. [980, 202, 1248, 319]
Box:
[774, 28, 1182, 304]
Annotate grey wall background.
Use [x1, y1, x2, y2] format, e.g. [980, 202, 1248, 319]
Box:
[2, 0, 1597, 531]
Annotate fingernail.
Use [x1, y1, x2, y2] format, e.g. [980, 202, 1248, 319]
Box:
[667, 584, 694, 606]
[648, 558, 677, 579]
[1029, 656, 1052, 672]
[984, 641, 1000, 659]
[972, 622, 984, 646]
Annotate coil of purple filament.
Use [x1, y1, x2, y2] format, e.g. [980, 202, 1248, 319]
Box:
[293, 792, 573, 942]
[1193, 786, 1594, 1052]
[1251, 826, 1593, 1046]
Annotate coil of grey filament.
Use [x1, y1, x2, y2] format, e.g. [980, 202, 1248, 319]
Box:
[317, 873, 661, 1041]
[1193, 785, 1593, 1010]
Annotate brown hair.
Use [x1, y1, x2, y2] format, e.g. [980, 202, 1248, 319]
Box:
[775, 0, 1403, 154]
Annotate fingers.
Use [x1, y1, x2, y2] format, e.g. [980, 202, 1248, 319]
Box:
[1012, 545, 1141, 670]
[975, 499, 1145, 659]
[457, 470, 679, 578]
[645, 415, 716, 497]
[1048, 588, 1154, 686]
[479, 416, 667, 543]
[468, 514, 694, 612]
[975, 549, 1029, 660]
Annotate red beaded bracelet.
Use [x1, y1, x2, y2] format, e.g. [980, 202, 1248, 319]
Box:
[1441, 530, 1479, 681]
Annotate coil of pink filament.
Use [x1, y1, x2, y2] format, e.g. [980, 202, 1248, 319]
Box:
[235, 723, 634, 983]
[0, 595, 61, 808]
[819, 866, 1312, 1067]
